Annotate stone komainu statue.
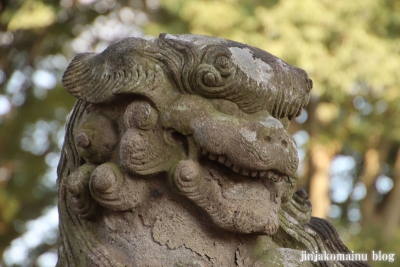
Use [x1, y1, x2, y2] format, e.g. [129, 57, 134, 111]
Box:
[57, 33, 370, 267]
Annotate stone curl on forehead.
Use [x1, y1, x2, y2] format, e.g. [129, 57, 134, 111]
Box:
[62, 33, 312, 119]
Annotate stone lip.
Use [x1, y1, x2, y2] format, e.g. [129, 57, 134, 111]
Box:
[202, 149, 290, 183]
[162, 94, 300, 179]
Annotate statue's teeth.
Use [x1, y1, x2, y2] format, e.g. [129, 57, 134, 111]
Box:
[217, 155, 227, 164]
[232, 165, 241, 173]
[267, 171, 274, 179]
[250, 171, 258, 177]
[225, 159, 234, 168]
[240, 169, 250, 176]
[286, 176, 293, 185]
[209, 153, 217, 160]
[259, 171, 267, 178]
[271, 174, 278, 182]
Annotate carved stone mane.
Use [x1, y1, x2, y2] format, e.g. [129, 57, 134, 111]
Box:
[57, 34, 370, 267]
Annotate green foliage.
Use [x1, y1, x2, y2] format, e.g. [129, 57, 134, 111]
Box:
[7, 1, 56, 31]
[346, 223, 400, 266]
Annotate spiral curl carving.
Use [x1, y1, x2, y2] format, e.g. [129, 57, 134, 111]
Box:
[189, 49, 238, 97]
[214, 55, 233, 76]
[66, 164, 99, 219]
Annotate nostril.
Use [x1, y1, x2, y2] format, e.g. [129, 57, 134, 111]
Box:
[264, 136, 272, 143]
[281, 139, 288, 148]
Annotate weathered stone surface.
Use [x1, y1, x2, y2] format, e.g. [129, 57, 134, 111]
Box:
[57, 33, 370, 266]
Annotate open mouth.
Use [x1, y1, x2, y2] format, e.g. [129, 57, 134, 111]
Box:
[172, 146, 287, 234]
[200, 148, 290, 183]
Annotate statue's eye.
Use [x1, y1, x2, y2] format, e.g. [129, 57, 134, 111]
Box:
[210, 99, 242, 117]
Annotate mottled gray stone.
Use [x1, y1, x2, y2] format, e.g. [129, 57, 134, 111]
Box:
[57, 33, 370, 267]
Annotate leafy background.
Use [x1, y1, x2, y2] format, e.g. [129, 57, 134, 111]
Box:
[0, 0, 399, 266]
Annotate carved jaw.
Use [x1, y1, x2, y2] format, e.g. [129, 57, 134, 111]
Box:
[171, 157, 290, 235]
[199, 146, 293, 207]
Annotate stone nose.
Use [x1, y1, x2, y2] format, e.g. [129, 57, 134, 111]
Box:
[255, 117, 289, 148]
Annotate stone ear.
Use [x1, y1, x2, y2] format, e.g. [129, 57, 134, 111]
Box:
[62, 38, 166, 103]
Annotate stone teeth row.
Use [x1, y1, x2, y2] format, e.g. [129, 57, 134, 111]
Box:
[202, 150, 284, 182]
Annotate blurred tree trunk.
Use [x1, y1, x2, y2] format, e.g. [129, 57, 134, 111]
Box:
[381, 148, 400, 238]
[360, 147, 380, 224]
[309, 143, 335, 219]
[303, 99, 336, 219]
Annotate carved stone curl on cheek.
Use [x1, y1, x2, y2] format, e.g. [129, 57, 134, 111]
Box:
[66, 164, 99, 219]
[123, 100, 158, 130]
[89, 162, 148, 211]
[120, 100, 185, 176]
[73, 110, 118, 164]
